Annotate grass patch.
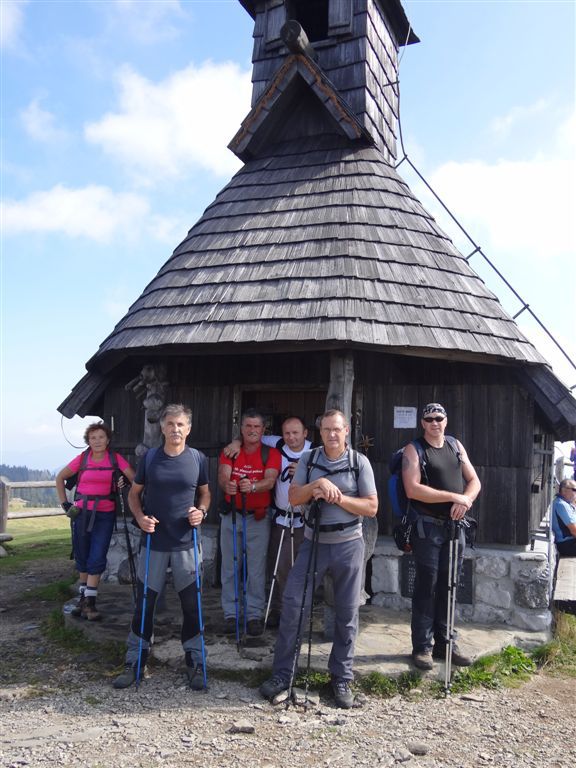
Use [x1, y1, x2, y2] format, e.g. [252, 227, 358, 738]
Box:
[29, 577, 76, 602]
[357, 670, 421, 698]
[1, 516, 71, 570]
[43, 609, 94, 653]
[436, 645, 537, 695]
[43, 610, 125, 668]
[532, 610, 576, 677]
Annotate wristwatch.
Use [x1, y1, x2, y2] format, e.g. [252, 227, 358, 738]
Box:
[198, 507, 208, 521]
[251, 482, 256, 493]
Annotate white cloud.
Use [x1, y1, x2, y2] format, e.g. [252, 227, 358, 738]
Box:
[489, 99, 550, 139]
[104, 0, 186, 44]
[0, 0, 28, 50]
[20, 98, 69, 143]
[1, 184, 171, 243]
[84, 61, 251, 182]
[414, 111, 576, 263]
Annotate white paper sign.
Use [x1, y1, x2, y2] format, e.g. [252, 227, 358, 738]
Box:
[394, 406, 417, 429]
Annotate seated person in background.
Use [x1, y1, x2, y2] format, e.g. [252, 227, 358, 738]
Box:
[552, 479, 576, 557]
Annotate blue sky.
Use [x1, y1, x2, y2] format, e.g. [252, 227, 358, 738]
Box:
[1, 0, 575, 471]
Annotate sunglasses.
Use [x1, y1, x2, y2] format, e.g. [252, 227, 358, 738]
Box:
[423, 416, 446, 423]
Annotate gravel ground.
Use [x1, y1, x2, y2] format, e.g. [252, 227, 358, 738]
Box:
[1, 559, 575, 768]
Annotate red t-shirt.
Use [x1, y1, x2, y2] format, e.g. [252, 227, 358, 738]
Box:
[68, 450, 130, 512]
[219, 444, 281, 520]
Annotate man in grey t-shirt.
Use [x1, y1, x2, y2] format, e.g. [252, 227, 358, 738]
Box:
[259, 409, 378, 709]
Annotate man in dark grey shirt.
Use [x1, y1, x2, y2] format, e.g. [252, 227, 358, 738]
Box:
[402, 402, 481, 671]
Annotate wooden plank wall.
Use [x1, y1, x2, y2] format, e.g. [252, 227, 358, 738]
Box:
[101, 350, 549, 545]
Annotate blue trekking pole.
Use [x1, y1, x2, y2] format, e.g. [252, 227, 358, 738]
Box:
[240, 489, 248, 639]
[231, 498, 241, 651]
[136, 531, 151, 689]
[192, 526, 208, 691]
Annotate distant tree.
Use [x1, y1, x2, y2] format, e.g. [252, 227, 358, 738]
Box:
[1, 465, 57, 508]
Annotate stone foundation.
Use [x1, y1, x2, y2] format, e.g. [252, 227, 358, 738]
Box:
[370, 538, 552, 633]
[102, 526, 552, 634]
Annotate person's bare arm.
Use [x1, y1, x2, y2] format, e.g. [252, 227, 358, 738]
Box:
[188, 484, 211, 527]
[237, 468, 278, 494]
[222, 439, 242, 460]
[55, 466, 76, 505]
[402, 443, 474, 511]
[128, 482, 158, 532]
[218, 462, 236, 496]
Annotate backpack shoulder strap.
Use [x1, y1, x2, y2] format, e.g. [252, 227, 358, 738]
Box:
[445, 435, 462, 462]
[349, 448, 360, 481]
[144, 447, 158, 477]
[261, 443, 270, 466]
[275, 438, 293, 462]
[78, 448, 90, 473]
[306, 446, 322, 483]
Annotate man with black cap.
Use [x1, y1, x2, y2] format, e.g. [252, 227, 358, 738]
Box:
[402, 403, 481, 671]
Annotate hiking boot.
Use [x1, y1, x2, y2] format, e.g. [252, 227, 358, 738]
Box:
[186, 663, 206, 691]
[222, 617, 237, 635]
[70, 594, 86, 618]
[331, 678, 354, 709]
[266, 610, 281, 629]
[113, 664, 137, 689]
[259, 675, 289, 701]
[412, 650, 434, 670]
[83, 597, 101, 622]
[433, 644, 473, 667]
[246, 618, 264, 637]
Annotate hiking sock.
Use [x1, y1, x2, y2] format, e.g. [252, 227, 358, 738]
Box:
[84, 587, 98, 600]
[78, 583, 87, 597]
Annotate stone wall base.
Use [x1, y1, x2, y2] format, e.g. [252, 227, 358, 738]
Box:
[102, 526, 552, 633]
[371, 538, 553, 633]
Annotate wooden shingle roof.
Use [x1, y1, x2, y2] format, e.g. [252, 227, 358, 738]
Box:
[86, 133, 545, 368]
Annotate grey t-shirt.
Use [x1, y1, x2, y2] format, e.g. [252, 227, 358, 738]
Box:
[294, 447, 377, 544]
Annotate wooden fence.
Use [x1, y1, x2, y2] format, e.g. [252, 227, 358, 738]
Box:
[0, 478, 62, 533]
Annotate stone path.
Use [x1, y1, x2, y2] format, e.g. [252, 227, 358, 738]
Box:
[65, 582, 550, 681]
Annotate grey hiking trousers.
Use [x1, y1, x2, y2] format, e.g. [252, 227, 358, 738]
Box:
[125, 547, 204, 666]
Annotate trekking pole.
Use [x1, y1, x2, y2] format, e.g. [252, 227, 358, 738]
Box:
[444, 520, 460, 696]
[231, 498, 241, 651]
[289, 508, 295, 567]
[114, 471, 137, 605]
[240, 488, 248, 640]
[303, 502, 321, 704]
[192, 525, 208, 691]
[287, 500, 321, 707]
[136, 531, 151, 690]
[264, 524, 286, 627]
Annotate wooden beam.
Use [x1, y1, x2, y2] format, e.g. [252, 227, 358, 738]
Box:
[325, 351, 355, 422]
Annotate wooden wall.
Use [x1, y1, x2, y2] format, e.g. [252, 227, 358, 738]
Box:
[100, 349, 552, 546]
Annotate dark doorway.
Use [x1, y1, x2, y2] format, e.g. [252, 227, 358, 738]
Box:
[241, 389, 325, 445]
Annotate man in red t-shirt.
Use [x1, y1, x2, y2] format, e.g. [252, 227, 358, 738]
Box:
[218, 408, 281, 636]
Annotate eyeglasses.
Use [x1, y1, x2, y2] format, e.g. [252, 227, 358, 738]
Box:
[423, 416, 446, 423]
[321, 427, 345, 434]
